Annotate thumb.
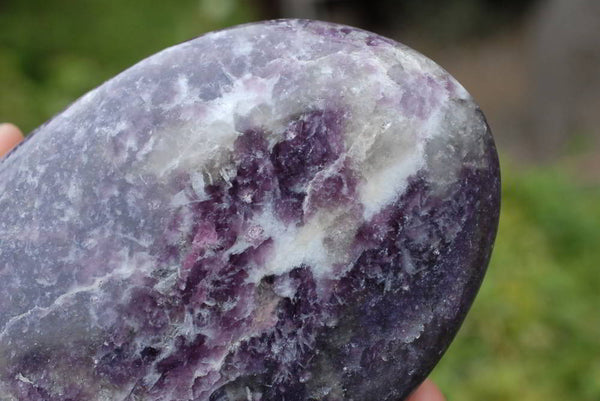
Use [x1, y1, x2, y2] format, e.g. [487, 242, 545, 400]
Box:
[406, 379, 446, 401]
[0, 123, 24, 157]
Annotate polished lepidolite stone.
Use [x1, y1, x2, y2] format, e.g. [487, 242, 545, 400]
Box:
[0, 20, 500, 401]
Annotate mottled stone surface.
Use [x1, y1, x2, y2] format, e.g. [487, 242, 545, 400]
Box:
[0, 20, 500, 401]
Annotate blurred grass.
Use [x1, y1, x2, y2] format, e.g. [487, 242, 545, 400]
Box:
[432, 163, 600, 401]
[0, 0, 257, 133]
[1, 1, 599, 400]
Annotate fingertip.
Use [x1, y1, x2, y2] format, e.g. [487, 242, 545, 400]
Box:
[406, 379, 446, 401]
[0, 123, 24, 157]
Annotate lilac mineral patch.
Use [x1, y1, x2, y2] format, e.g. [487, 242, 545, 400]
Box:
[0, 19, 500, 401]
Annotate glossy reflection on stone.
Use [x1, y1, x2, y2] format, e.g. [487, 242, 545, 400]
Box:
[0, 19, 500, 401]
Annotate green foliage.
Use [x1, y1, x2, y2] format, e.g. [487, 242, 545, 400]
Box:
[0, 0, 257, 133]
[432, 163, 600, 401]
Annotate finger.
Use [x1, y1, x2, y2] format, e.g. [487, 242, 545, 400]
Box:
[0, 123, 24, 157]
[406, 379, 446, 401]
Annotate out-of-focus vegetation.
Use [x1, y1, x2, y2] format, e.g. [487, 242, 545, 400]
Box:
[0, 0, 257, 133]
[1, 1, 599, 400]
[432, 164, 600, 401]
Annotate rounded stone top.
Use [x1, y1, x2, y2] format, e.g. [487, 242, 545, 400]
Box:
[0, 19, 499, 401]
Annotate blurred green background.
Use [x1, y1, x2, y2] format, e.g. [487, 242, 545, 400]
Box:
[1, 1, 599, 400]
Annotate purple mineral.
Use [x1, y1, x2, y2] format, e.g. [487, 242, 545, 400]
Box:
[0, 20, 500, 401]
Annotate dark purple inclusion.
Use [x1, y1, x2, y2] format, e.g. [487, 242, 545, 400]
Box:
[0, 19, 500, 401]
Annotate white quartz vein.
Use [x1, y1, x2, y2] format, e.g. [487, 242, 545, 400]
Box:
[0, 250, 152, 341]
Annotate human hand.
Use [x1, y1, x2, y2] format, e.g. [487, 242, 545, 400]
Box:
[407, 379, 446, 401]
[0, 123, 24, 157]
